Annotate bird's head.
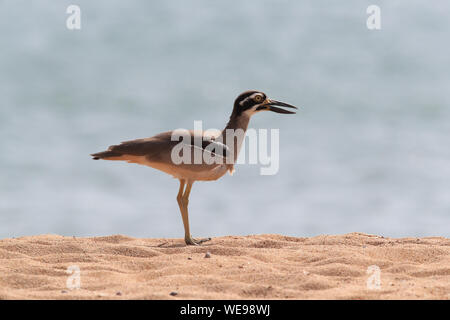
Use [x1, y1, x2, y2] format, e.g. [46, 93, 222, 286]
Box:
[233, 90, 297, 117]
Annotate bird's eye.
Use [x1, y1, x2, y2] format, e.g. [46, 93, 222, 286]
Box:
[254, 95, 263, 103]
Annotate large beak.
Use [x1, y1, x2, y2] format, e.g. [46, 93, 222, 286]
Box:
[256, 99, 298, 114]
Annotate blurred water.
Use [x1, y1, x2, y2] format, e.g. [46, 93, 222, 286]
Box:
[1, 0, 449, 239]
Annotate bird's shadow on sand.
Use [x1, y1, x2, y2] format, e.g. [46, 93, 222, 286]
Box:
[148, 241, 214, 248]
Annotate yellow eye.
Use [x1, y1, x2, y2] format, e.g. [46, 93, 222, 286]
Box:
[254, 95, 263, 103]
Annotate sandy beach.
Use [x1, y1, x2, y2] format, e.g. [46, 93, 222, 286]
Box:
[0, 233, 448, 300]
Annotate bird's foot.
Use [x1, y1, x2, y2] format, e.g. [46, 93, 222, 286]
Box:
[185, 236, 211, 246]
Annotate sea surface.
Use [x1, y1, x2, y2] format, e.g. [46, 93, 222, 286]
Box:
[1, 1, 449, 239]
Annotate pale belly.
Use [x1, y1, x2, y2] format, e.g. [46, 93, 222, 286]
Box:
[146, 161, 230, 181]
[111, 154, 231, 181]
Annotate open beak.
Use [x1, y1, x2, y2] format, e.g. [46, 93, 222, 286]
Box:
[256, 99, 298, 114]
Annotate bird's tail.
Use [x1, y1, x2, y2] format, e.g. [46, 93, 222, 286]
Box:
[91, 150, 122, 160]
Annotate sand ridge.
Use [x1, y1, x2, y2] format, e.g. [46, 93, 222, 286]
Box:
[0, 233, 449, 299]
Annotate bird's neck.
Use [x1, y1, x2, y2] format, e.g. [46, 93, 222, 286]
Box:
[223, 111, 251, 132]
[221, 112, 251, 163]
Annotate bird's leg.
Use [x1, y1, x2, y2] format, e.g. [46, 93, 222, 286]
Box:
[176, 179, 189, 239]
[176, 179, 211, 246]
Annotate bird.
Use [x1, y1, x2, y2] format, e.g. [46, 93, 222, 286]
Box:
[91, 90, 297, 245]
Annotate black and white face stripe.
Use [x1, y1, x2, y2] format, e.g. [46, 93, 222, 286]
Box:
[233, 90, 267, 115]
